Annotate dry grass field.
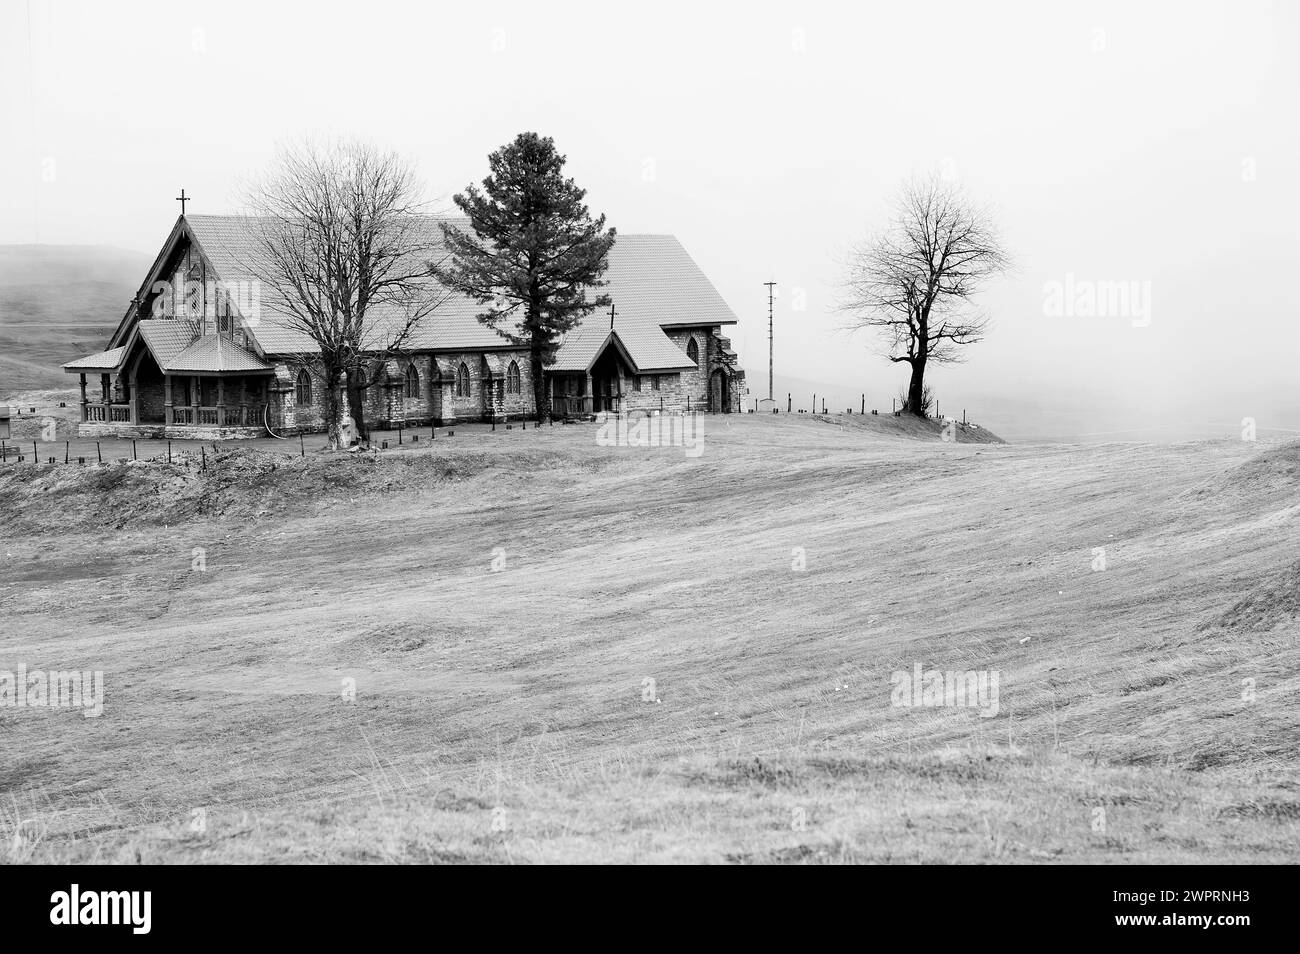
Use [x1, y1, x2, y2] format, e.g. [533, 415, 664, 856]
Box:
[0, 405, 1297, 863]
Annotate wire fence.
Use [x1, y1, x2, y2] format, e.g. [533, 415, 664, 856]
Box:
[0, 420, 558, 471]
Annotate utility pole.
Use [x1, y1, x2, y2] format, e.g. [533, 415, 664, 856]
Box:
[763, 281, 776, 401]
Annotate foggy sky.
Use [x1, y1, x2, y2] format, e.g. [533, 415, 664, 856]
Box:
[3, 0, 1296, 439]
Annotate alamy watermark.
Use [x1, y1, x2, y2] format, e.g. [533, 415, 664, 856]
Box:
[596, 415, 705, 457]
[0, 665, 104, 718]
[890, 663, 1000, 717]
[149, 278, 262, 323]
[1043, 273, 1151, 327]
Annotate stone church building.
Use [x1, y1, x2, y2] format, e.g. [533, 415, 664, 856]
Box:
[63, 214, 746, 439]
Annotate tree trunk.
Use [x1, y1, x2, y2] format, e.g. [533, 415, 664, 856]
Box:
[530, 338, 548, 423]
[323, 366, 343, 450]
[906, 359, 927, 418]
[346, 380, 368, 443]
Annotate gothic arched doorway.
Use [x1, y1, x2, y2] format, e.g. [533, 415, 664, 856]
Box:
[709, 368, 730, 413]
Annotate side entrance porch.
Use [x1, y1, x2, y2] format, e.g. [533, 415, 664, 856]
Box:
[63, 320, 277, 439]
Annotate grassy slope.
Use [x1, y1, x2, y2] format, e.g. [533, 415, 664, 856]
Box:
[0, 414, 1296, 863]
[0, 246, 148, 395]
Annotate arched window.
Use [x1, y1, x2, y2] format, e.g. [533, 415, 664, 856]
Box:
[506, 360, 521, 395]
[456, 363, 471, 397]
[686, 337, 699, 366]
[295, 369, 312, 405]
[404, 364, 420, 398]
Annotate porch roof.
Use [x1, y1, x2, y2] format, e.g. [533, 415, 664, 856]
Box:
[550, 325, 696, 374]
[62, 346, 128, 373]
[137, 319, 201, 368]
[63, 319, 275, 377]
[167, 335, 275, 373]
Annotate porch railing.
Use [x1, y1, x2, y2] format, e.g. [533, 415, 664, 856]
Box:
[551, 396, 593, 418]
[83, 402, 132, 423]
[82, 402, 265, 428]
[168, 405, 260, 427]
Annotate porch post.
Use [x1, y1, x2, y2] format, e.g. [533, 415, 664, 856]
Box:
[217, 378, 226, 427]
[79, 373, 88, 422]
[128, 364, 138, 424]
[164, 374, 173, 426]
[191, 376, 200, 421]
[239, 377, 248, 426]
[100, 373, 110, 403]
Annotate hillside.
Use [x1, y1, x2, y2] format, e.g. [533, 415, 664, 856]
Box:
[0, 415, 1296, 863]
[0, 245, 149, 395]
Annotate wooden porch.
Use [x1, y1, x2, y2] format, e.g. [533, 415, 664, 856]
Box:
[75, 370, 272, 434]
[550, 395, 594, 418]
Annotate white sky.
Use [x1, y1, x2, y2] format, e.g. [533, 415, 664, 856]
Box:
[3, 0, 1297, 437]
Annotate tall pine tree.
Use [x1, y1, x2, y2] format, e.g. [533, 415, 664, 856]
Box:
[434, 132, 616, 421]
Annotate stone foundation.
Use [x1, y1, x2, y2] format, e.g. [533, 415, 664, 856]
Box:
[77, 422, 168, 440]
[77, 421, 265, 441]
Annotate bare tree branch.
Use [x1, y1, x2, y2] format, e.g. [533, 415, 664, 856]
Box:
[241, 138, 450, 446]
[838, 175, 1009, 415]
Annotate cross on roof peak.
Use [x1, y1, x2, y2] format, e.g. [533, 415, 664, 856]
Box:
[609, 302, 617, 330]
[176, 189, 190, 215]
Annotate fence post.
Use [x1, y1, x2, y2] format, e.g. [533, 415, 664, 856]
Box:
[398, 424, 403, 445]
[201, 446, 206, 471]
[168, 440, 172, 463]
[132, 439, 137, 461]
[96, 441, 102, 464]
[861, 394, 865, 414]
[32, 441, 37, 464]
[65, 441, 69, 464]
[300, 433, 305, 457]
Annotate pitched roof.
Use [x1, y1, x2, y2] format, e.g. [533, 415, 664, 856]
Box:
[550, 325, 696, 373]
[167, 334, 274, 373]
[137, 319, 201, 368]
[182, 214, 736, 369]
[62, 346, 128, 372]
[64, 318, 274, 375]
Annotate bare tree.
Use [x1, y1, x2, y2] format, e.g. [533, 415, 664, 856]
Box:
[841, 177, 1009, 417]
[245, 139, 449, 447]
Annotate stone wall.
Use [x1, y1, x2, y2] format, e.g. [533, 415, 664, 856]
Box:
[137, 380, 166, 423]
[77, 421, 167, 440]
[433, 352, 534, 423]
[663, 328, 713, 409]
[623, 372, 685, 413]
[276, 351, 537, 433]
